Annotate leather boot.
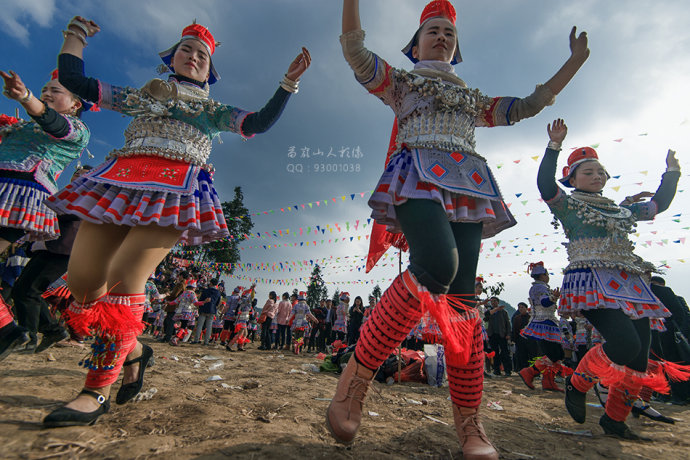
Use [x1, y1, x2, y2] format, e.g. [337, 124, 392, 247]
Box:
[453, 405, 499, 460]
[542, 368, 564, 392]
[518, 365, 540, 390]
[326, 357, 375, 444]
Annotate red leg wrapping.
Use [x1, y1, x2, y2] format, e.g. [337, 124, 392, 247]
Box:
[446, 319, 484, 409]
[82, 294, 145, 389]
[354, 272, 423, 370]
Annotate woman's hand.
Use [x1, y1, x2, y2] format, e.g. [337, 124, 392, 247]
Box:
[285, 47, 312, 82]
[569, 26, 590, 63]
[666, 149, 680, 170]
[69, 16, 101, 37]
[623, 191, 654, 205]
[547, 118, 568, 143]
[0, 70, 28, 101]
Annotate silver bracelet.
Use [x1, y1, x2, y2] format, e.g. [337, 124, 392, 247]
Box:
[68, 19, 90, 37]
[547, 140, 562, 151]
[62, 29, 87, 46]
[665, 166, 681, 173]
[280, 75, 299, 94]
[19, 88, 32, 104]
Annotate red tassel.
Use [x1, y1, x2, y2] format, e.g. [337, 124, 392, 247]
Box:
[67, 297, 144, 337]
[556, 362, 574, 376]
[419, 292, 476, 367]
[485, 351, 495, 359]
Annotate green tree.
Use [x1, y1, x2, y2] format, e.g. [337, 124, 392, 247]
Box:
[371, 284, 382, 303]
[306, 264, 328, 309]
[175, 187, 253, 271]
[483, 281, 505, 298]
[331, 289, 341, 306]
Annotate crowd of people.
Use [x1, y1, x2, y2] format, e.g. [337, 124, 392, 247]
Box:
[0, 1, 688, 459]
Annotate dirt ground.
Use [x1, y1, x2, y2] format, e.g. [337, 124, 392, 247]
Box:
[1, 337, 689, 460]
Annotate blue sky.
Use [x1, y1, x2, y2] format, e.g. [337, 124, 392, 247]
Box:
[2, 0, 689, 306]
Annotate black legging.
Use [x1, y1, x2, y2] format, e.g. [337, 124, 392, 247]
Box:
[582, 309, 650, 373]
[395, 199, 483, 296]
[538, 339, 565, 363]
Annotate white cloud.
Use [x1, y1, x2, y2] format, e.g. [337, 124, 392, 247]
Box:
[0, 0, 56, 45]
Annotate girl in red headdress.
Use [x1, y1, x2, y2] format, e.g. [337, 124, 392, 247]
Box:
[538, 118, 685, 439]
[328, 1, 589, 456]
[0, 68, 92, 359]
[41, 17, 310, 427]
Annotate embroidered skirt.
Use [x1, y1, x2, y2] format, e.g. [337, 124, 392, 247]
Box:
[45, 155, 228, 245]
[368, 149, 516, 238]
[174, 310, 196, 322]
[521, 319, 564, 344]
[558, 268, 669, 321]
[0, 176, 60, 240]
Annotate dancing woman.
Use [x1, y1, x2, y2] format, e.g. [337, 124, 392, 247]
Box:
[42, 16, 310, 427]
[0, 68, 91, 359]
[518, 262, 572, 392]
[328, 1, 589, 457]
[538, 118, 686, 439]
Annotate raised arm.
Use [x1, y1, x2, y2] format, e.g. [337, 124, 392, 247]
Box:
[481, 28, 589, 127]
[544, 27, 590, 96]
[58, 17, 102, 103]
[650, 150, 681, 213]
[1, 70, 85, 140]
[243, 49, 310, 135]
[343, 0, 362, 33]
[537, 119, 567, 201]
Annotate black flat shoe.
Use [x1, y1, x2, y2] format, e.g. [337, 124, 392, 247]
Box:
[565, 375, 587, 424]
[35, 326, 70, 353]
[43, 390, 110, 427]
[599, 413, 651, 441]
[115, 344, 153, 405]
[0, 325, 30, 361]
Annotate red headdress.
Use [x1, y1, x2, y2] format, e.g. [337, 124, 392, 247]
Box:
[159, 22, 221, 84]
[402, 0, 462, 65]
[475, 276, 484, 286]
[559, 147, 610, 187]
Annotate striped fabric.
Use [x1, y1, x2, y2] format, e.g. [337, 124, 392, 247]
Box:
[521, 319, 564, 344]
[354, 274, 423, 370]
[0, 177, 59, 240]
[559, 269, 669, 320]
[447, 319, 484, 409]
[368, 149, 516, 239]
[46, 158, 228, 246]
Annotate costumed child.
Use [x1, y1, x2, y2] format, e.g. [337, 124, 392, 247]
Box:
[329, 2, 589, 456]
[518, 262, 572, 392]
[210, 300, 226, 343]
[538, 118, 687, 440]
[227, 285, 255, 352]
[41, 15, 310, 427]
[168, 283, 199, 345]
[289, 291, 317, 355]
[143, 275, 163, 334]
[332, 292, 349, 342]
[0, 67, 92, 359]
[220, 287, 240, 345]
